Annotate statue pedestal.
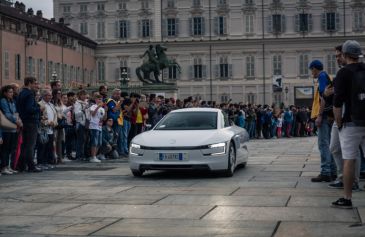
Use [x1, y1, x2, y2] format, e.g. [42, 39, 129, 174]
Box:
[139, 82, 178, 98]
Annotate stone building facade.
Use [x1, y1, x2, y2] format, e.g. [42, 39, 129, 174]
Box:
[53, 0, 365, 105]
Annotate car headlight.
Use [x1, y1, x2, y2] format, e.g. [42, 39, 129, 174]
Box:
[130, 143, 144, 156]
[202, 142, 226, 156]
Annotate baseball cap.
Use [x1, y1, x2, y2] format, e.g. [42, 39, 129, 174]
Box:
[309, 60, 323, 70]
[342, 40, 363, 58]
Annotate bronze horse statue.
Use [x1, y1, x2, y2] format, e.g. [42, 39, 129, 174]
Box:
[136, 44, 181, 84]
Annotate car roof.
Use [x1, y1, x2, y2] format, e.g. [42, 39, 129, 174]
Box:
[170, 108, 221, 113]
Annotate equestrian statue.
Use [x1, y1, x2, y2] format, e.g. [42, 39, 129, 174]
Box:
[136, 44, 181, 84]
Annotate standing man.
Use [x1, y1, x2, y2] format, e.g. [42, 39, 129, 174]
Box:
[309, 60, 336, 182]
[106, 89, 123, 157]
[17, 77, 42, 172]
[332, 40, 365, 208]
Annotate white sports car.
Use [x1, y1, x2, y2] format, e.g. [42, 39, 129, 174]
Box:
[129, 108, 249, 177]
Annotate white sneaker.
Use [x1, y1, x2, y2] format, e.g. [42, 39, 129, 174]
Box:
[97, 154, 106, 160]
[71, 151, 76, 159]
[8, 168, 18, 174]
[62, 158, 72, 162]
[1, 168, 13, 175]
[89, 157, 101, 163]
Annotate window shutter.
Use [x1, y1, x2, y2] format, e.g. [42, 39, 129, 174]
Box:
[162, 67, 170, 80]
[228, 64, 233, 78]
[281, 15, 286, 33]
[162, 19, 167, 37]
[202, 65, 207, 78]
[189, 65, 193, 79]
[149, 19, 153, 37]
[189, 18, 193, 36]
[201, 17, 206, 35]
[215, 64, 219, 78]
[126, 21, 131, 38]
[360, 13, 364, 31]
[308, 14, 313, 32]
[295, 14, 299, 32]
[176, 18, 180, 36]
[32, 59, 36, 77]
[335, 13, 340, 31]
[214, 17, 218, 35]
[138, 20, 141, 38]
[267, 16, 273, 33]
[321, 13, 326, 31]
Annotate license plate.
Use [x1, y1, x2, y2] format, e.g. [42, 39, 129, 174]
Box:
[158, 153, 187, 161]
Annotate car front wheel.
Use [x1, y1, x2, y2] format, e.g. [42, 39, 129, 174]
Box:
[131, 169, 144, 177]
[223, 143, 236, 177]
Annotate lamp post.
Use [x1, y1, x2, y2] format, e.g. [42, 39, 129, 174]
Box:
[119, 67, 129, 93]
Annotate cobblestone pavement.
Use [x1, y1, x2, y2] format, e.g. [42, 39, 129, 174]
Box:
[1, 137, 365, 237]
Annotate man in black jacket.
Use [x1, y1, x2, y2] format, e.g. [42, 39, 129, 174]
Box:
[17, 77, 42, 172]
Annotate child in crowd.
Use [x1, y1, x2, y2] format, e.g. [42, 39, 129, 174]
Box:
[100, 118, 119, 160]
[88, 94, 106, 163]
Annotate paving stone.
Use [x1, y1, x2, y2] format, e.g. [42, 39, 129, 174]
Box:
[121, 186, 237, 195]
[232, 187, 342, 197]
[17, 186, 132, 195]
[155, 194, 289, 207]
[203, 206, 359, 222]
[274, 222, 365, 237]
[301, 171, 320, 177]
[256, 171, 301, 177]
[288, 196, 365, 207]
[94, 219, 277, 237]
[68, 194, 167, 205]
[0, 202, 82, 216]
[58, 204, 213, 219]
[264, 165, 305, 172]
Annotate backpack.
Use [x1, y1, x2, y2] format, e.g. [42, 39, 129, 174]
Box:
[350, 63, 365, 126]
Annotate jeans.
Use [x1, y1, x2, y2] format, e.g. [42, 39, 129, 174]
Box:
[76, 123, 86, 159]
[65, 125, 76, 158]
[121, 120, 131, 155]
[1, 132, 18, 169]
[318, 117, 336, 176]
[113, 124, 123, 156]
[18, 123, 38, 171]
[37, 134, 55, 165]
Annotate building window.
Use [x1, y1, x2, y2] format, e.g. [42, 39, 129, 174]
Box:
[118, 20, 129, 39]
[80, 22, 88, 35]
[327, 54, 336, 75]
[193, 0, 201, 7]
[191, 17, 205, 36]
[140, 19, 151, 38]
[168, 66, 178, 79]
[167, 0, 175, 8]
[15, 54, 21, 80]
[221, 94, 229, 103]
[141, 0, 149, 9]
[97, 3, 105, 11]
[322, 12, 339, 32]
[219, 56, 229, 79]
[37, 59, 45, 84]
[245, 0, 254, 5]
[299, 54, 309, 76]
[273, 14, 284, 33]
[295, 13, 313, 32]
[27, 57, 34, 77]
[194, 58, 203, 79]
[3, 51, 9, 80]
[246, 55, 255, 78]
[245, 15, 254, 34]
[48, 61, 53, 82]
[247, 93, 255, 104]
[119, 1, 127, 10]
[273, 55, 282, 75]
[167, 18, 177, 36]
[218, 0, 227, 6]
[97, 22, 105, 39]
[215, 16, 227, 35]
[80, 4, 87, 12]
[63, 5, 71, 13]
[353, 11, 363, 32]
[97, 61, 105, 82]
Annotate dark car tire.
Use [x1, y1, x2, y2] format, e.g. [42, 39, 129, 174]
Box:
[131, 169, 144, 177]
[223, 143, 236, 177]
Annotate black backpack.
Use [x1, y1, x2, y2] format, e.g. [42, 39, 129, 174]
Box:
[350, 63, 365, 126]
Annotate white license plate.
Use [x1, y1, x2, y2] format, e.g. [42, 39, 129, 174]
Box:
[158, 153, 187, 161]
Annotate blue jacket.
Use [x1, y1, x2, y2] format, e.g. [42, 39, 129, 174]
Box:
[106, 99, 120, 123]
[17, 88, 40, 125]
[0, 98, 17, 133]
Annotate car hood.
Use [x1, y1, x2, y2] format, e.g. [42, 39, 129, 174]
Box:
[132, 130, 231, 147]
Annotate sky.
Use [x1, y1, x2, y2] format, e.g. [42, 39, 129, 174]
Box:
[18, 0, 53, 19]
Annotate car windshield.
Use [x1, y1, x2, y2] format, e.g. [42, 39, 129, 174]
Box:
[155, 111, 218, 130]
